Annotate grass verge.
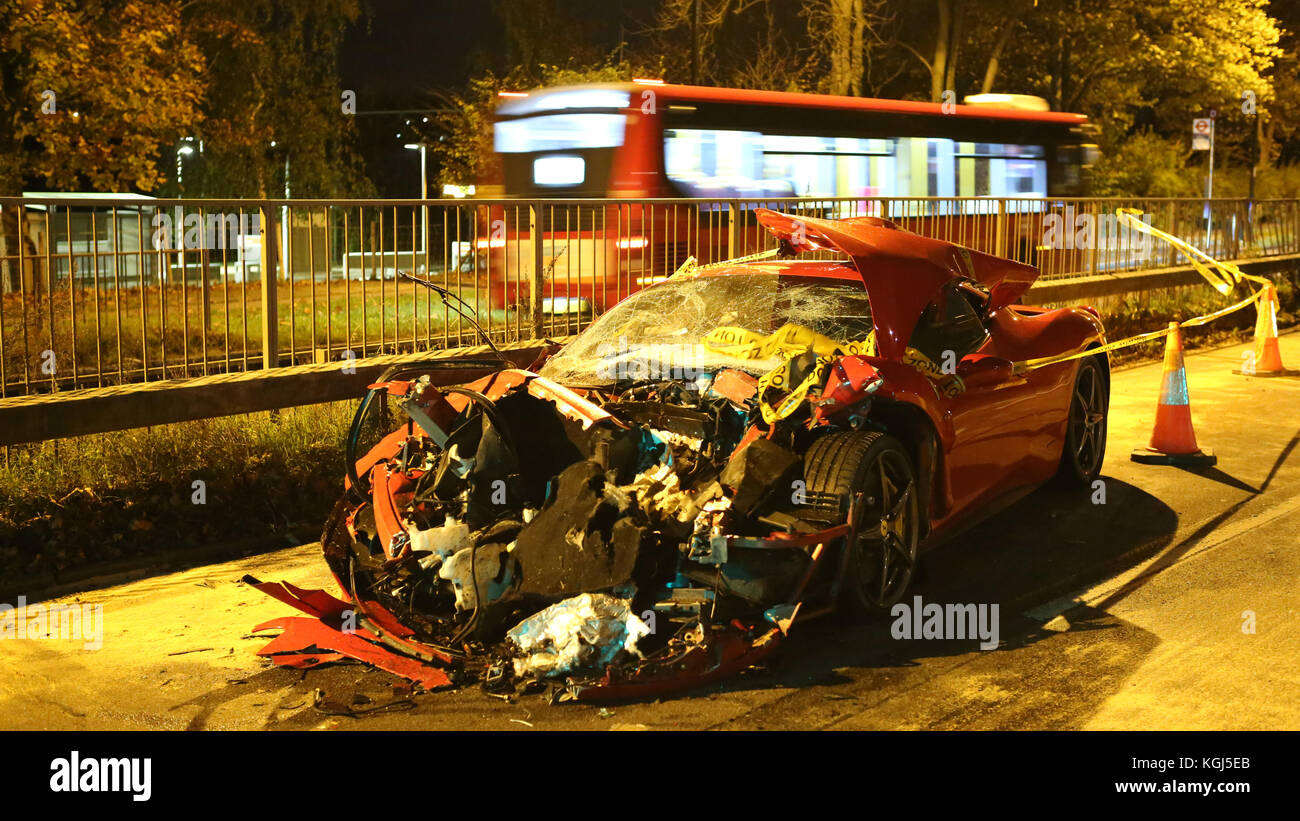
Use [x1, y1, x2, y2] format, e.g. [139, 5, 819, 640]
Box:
[0, 402, 355, 584]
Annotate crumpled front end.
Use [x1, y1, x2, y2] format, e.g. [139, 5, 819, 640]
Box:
[253, 357, 868, 701]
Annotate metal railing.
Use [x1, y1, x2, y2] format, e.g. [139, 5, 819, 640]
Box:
[1, 195, 1296, 398]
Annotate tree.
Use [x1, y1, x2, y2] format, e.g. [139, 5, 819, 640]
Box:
[494, 0, 615, 79]
[0, 0, 204, 291]
[802, 0, 895, 96]
[182, 0, 371, 198]
[1088, 130, 1200, 197]
[0, 0, 204, 195]
[649, 0, 770, 87]
[991, 0, 1279, 137]
[1253, 0, 1300, 172]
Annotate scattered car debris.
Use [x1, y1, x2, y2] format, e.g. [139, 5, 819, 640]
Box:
[251, 208, 1108, 702]
[508, 592, 651, 679]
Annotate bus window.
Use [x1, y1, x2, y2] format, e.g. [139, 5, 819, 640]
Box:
[663, 128, 791, 198]
[666, 132, 1043, 215]
[955, 143, 1046, 198]
[925, 138, 956, 197]
[665, 129, 896, 201]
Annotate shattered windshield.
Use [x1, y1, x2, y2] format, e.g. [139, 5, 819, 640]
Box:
[539, 270, 874, 386]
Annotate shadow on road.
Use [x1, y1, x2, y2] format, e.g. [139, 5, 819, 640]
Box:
[612, 476, 1181, 714]
[681, 478, 1180, 701]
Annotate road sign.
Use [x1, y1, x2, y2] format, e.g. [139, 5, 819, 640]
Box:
[1193, 118, 1212, 151]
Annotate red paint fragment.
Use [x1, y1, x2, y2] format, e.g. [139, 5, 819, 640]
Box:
[248, 577, 455, 690]
[252, 615, 452, 691]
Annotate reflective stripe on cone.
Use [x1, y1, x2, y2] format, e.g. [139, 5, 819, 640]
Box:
[1132, 322, 1216, 466]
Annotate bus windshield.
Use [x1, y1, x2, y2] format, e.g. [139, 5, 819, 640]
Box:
[494, 113, 626, 154]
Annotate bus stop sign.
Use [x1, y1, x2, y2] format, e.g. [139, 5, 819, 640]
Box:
[1192, 118, 1212, 151]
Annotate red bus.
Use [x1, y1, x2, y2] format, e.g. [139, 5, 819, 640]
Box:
[480, 82, 1096, 317]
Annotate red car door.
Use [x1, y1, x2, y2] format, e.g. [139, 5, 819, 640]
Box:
[907, 283, 1050, 520]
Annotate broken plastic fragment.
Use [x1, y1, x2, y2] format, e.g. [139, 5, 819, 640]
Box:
[410, 515, 471, 571]
[507, 593, 651, 679]
[438, 543, 516, 611]
[763, 602, 801, 635]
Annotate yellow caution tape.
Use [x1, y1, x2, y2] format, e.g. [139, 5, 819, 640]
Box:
[1011, 210, 1271, 375]
[1116, 208, 1273, 293]
[668, 255, 698, 280]
[703, 323, 875, 361]
[699, 323, 875, 424]
[757, 353, 836, 424]
[750, 341, 964, 424]
[902, 347, 967, 397]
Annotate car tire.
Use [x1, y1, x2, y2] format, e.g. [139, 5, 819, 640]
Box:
[804, 430, 921, 615]
[1055, 355, 1108, 488]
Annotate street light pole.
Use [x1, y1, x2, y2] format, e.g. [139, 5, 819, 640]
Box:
[1205, 115, 1215, 249]
[420, 144, 428, 267]
[405, 143, 428, 265]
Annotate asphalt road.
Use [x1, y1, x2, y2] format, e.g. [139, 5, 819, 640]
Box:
[1, 331, 1297, 731]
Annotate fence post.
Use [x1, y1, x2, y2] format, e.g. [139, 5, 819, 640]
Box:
[530, 200, 544, 340]
[1232, 200, 1243, 259]
[201, 246, 212, 334]
[1165, 202, 1177, 267]
[1087, 201, 1100, 276]
[994, 199, 1007, 259]
[727, 200, 740, 259]
[259, 205, 279, 370]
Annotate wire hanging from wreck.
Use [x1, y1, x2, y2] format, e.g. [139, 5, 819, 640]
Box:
[398, 270, 508, 362]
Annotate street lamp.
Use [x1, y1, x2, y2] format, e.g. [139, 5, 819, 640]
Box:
[404, 143, 428, 262]
[176, 144, 194, 191]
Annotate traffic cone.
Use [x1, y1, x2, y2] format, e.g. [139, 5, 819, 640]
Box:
[1131, 322, 1216, 466]
[1232, 284, 1299, 377]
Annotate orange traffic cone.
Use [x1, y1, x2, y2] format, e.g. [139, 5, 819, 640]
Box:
[1131, 322, 1216, 466]
[1232, 284, 1299, 377]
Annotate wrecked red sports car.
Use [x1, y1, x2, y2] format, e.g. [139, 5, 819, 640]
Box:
[253, 208, 1109, 701]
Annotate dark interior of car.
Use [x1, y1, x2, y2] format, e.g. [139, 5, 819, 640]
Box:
[907, 279, 991, 364]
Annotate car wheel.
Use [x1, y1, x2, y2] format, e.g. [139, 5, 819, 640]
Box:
[804, 431, 920, 614]
[1055, 355, 1108, 487]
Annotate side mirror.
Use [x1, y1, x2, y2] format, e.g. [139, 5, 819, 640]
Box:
[956, 354, 1015, 388]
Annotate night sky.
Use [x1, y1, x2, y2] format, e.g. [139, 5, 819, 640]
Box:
[340, 1, 502, 101]
[339, 1, 496, 196]
[338, 0, 656, 196]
